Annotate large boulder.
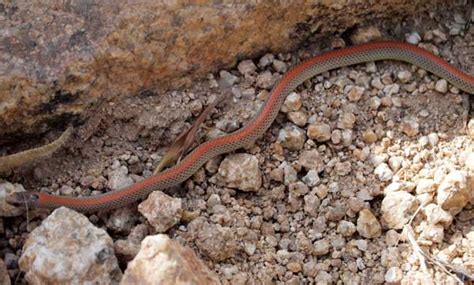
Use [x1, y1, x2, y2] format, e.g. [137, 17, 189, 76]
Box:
[0, 0, 453, 136]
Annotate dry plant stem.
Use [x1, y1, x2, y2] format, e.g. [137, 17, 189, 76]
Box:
[404, 205, 472, 284]
[0, 127, 73, 173]
[153, 92, 230, 175]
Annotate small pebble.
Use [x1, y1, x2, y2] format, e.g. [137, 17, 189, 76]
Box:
[362, 130, 377, 144]
[405, 32, 421, 44]
[287, 111, 308, 127]
[397, 70, 412, 83]
[381, 191, 418, 229]
[356, 209, 382, 238]
[400, 118, 419, 137]
[219, 70, 239, 86]
[256, 71, 275, 89]
[313, 239, 330, 256]
[307, 122, 331, 142]
[371, 77, 384, 90]
[259, 53, 274, 68]
[237, 60, 257, 75]
[385, 267, 403, 283]
[347, 86, 364, 101]
[278, 124, 307, 150]
[282, 92, 302, 113]
[302, 170, 320, 187]
[434, 79, 448, 93]
[272, 59, 288, 73]
[374, 163, 393, 182]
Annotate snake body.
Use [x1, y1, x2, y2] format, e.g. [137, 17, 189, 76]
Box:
[7, 41, 474, 212]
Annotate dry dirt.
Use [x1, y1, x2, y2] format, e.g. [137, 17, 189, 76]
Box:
[1, 9, 474, 285]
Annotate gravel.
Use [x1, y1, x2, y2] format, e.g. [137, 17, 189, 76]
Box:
[2, 18, 473, 285]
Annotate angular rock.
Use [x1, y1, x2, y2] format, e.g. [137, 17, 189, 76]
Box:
[337, 220, 356, 237]
[347, 86, 365, 101]
[381, 191, 418, 229]
[0, 182, 26, 217]
[213, 154, 262, 192]
[107, 166, 134, 191]
[138, 191, 183, 233]
[19, 207, 121, 284]
[299, 150, 324, 172]
[423, 203, 453, 228]
[434, 79, 448, 93]
[357, 209, 382, 238]
[350, 26, 382, 44]
[105, 206, 139, 233]
[385, 267, 403, 283]
[374, 163, 393, 182]
[237, 60, 257, 75]
[121, 234, 220, 285]
[313, 239, 330, 256]
[278, 124, 306, 150]
[287, 111, 308, 127]
[400, 118, 419, 137]
[419, 223, 444, 244]
[415, 179, 436, 194]
[281, 92, 302, 113]
[188, 218, 237, 262]
[437, 170, 470, 215]
[114, 224, 149, 262]
[256, 71, 276, 89]
[307, 122, 331, 142]
[304, 193, 321, 217]
[406, 32, 421, 44]
[302, 169, 320, 187]
[397, 70, 412, 83]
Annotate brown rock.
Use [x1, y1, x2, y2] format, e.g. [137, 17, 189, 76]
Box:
[189, 218, 238, 262]
[114, 224, 149, 262]
[138, 191, 183, 233]
[298, 149, 324, 172]
[212, 153, 262, 192]
[0, 182, 26, 217]
[381, 191, 418, 229]
[437, 171, 470, 215]
[307, 122, 331, 142]
[356, 209, 382, 238]
[278, 124, 307, 150]
[121, 234, 221, 285]
[19, 207, 122, 284]
[1, 1, 452, 136]
[400, 117, 419, 137]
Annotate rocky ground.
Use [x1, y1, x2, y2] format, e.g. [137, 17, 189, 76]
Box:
[1, 10, 474, 285]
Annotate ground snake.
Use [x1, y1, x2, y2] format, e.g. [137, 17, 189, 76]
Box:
[6, 41, 474, 212]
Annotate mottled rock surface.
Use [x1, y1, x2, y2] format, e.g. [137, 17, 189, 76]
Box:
[436, 170, 470, 215]
[0, 182, 26, 217]
[121, 234, 221, 285]
[138, 191, 183, 233]
[381, 191, 419, 229]
[356, 209, 382, 238]
[212, 153, 262, 192]
[0, 0, 454, 136]
[188, 217, 238, 262]
[114, 224, 149, 263]
[19, 207, 122, 284]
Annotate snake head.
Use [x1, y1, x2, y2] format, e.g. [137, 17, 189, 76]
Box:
[5, 192, 40, 208]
